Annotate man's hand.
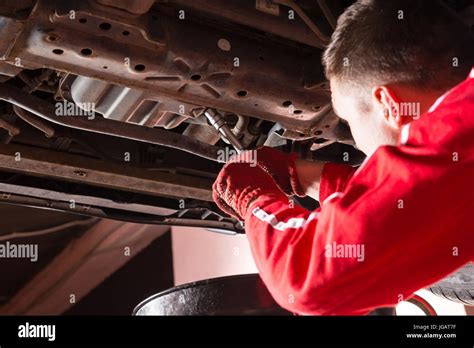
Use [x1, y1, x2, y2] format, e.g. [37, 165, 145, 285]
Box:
[231, 147, 325, 200]
[212, 161, 285, 220]
[294, 159, 325, 201]
[230, 147, 307, 197]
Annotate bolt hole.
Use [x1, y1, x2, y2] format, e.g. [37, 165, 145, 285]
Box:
[80, 48, 93, 56]
[99, 22, 112, 31]
[79, 18, 87, 24]
[73, 170, 87, 177]
[312, 105, 322, 111]
[102, 66, 108, 69]
[237, 90, 248, 97]
[324, 124, 330, 128]
[314, 138, 328, 144]
[191, 74, 201, 81]
[293, 109, 303, 114]
[134, 64, 146, 72]
[217, 38, 231, 51]
[254, 103, 259, 107]
[47, 35, 58, 42]
[282, 100, 292, 107]
[52, 49, 64, 55]
[122, 30, 130, 36]
[314, 130, 323, 135]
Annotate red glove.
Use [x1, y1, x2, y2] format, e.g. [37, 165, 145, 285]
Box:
[230, 147, 306, 197]
[212, 161, 286, 220]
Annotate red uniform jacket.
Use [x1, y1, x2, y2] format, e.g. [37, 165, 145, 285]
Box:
[244, 69, 474, 315]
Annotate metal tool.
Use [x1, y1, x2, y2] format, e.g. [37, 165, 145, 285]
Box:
[203, 108, 245, 153]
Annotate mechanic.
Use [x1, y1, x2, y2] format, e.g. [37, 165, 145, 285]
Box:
[212, 0, 474, 315]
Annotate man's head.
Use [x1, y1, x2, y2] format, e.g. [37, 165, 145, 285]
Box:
[322, 0, 473, 155]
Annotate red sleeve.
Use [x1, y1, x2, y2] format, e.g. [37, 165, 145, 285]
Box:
[244, 144, 474, 315]
[319, 163, 358, 202]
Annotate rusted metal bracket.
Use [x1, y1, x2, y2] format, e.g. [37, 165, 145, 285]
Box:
[0, 143, 214, 201]
[0, 0, 335, 138]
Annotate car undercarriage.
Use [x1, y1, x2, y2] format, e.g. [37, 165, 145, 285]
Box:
[0, 0, 471, 234]
[0, 0, 367, 233]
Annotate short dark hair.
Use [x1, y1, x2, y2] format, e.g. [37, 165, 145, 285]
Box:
[322, 0, 474, 90]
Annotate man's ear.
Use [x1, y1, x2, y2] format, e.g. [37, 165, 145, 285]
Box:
[371, 86, 404, 129]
